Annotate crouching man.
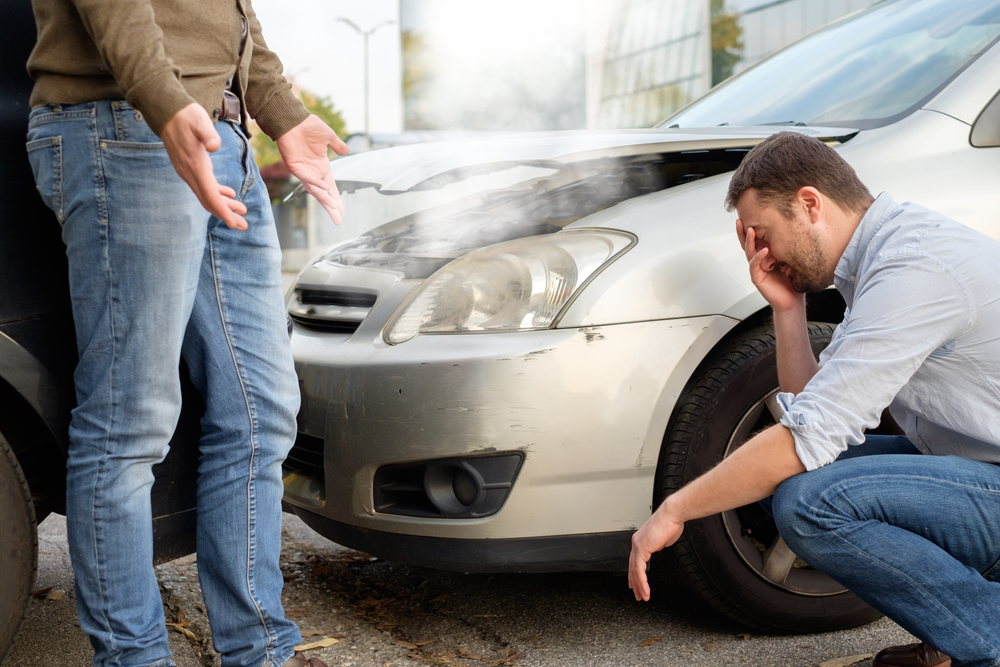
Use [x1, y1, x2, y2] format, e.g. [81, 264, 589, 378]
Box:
[629, 131, 1000, 667]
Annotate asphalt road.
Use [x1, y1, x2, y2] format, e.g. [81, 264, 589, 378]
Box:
[3, 513, 916, 667]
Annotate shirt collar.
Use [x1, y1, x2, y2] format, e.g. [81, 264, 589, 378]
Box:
[834, 191, 898, 290]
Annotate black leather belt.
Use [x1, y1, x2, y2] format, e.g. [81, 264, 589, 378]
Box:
[219, 90, 241, 123]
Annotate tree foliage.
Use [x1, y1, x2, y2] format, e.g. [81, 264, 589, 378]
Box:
[711, 0, 744, 87]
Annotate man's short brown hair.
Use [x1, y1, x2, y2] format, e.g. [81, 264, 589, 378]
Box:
[725, 131, 873, 216]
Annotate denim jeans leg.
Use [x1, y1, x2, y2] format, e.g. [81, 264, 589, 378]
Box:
[27, 101, 206, 667]
[773, 451, 1000, 666]
[180, 121, 301, 667]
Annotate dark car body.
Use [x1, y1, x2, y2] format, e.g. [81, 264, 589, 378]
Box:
[0, 0, 202, 658]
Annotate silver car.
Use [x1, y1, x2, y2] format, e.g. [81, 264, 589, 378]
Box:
[283, 0, 1000, 633]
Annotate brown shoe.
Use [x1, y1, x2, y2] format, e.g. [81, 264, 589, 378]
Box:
[282, 651, 330, 667]
[873, 642, 951, 667]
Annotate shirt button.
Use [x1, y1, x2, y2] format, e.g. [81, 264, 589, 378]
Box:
[850, 275, 856, 282]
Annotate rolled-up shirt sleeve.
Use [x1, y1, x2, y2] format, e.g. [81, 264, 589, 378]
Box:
[780, 251, 972, 470]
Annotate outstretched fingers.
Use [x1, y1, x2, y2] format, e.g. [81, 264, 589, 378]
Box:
[162, 103, 248, 230]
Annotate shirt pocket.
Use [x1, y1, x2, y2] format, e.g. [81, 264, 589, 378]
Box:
[26, 136, 63, 224]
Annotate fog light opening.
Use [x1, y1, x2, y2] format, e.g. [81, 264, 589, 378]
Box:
[452, 468, 479, 506]
[373, 453, 523, 519]
[425, 461, 486, 516]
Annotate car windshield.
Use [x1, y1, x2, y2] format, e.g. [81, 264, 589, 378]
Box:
[663, 0, 1000, 130]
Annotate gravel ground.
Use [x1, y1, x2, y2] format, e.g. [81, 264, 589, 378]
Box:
[3, 513, 916, 667]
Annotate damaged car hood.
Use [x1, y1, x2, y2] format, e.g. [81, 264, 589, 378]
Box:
[323, 126, 857, 194]
[298, 126, 856, 284]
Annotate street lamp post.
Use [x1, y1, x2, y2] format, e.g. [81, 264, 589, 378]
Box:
[337, 17, 394, 142]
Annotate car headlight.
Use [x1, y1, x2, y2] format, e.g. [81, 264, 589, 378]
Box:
[384, 229, 635, 344]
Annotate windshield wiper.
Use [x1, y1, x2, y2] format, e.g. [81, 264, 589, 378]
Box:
[761, 121, 808, 126]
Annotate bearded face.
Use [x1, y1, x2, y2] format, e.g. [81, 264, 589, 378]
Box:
[774, 217, 831, 293]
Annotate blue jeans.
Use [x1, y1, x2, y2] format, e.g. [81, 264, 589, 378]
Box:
[26, 101, 301, 667]
[770, 435, 1000, 666]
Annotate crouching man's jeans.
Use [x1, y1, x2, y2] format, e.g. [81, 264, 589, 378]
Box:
[770, 435, 1000, 667]
[26, 101, 302, 667]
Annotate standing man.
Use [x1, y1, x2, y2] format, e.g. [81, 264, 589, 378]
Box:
[629, 132, 1000, 667]
[25, 1, 346, 666]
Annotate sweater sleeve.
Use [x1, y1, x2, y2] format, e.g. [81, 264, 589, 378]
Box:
[242, 0, 309, 140]
[69, 0, 196, 135]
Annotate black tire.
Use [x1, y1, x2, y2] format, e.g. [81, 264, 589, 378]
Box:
[0, 432, 37, 662]
[658, 323, 882, 633]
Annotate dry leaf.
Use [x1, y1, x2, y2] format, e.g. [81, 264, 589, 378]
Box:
[299, 628, 326, 638]
[818, 654, 874, 667]
[285, 608, 308, 618]
[166, 622, 191, 628]
[46, 590, 66, 601]
[639, 636, 662, 648]
[311, 565, 329, 576]
[295, 637, 341, 651]
[430, 594, 449, 603]
[32, 586, 54, 599]
[396, 640, 419, 650]
[474, 614, 499, 618]
[173, 626, 197, 640]
[176, 608, 187, 624]
[702, 641, 720, 653]
[413, 639, 438, 646]
[736, 633, 751, 639]
[525, 636, 541, 642]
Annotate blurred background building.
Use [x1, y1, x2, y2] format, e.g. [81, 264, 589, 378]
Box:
[259, 0, 878, 268]
[402, 0, 876, 131]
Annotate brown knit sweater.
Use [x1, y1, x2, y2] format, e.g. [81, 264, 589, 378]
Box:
[27, 0, 309, 138]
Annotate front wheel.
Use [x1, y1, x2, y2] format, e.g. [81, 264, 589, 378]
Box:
[0, 431, 37, 662]
[657, 323, 882, 633]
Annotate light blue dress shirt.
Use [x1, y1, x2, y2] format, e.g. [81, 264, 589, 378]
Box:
[778, 192, 1000, 471]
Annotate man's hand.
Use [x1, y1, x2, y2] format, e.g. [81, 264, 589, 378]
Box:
[736, 218, 802, 314]
[628, 508, 684, 602]
[277, 114, 350, 224]
[161, 103, 249, 230]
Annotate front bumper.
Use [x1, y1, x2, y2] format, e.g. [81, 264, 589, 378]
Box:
[285, 314, 733, 562]
[293, 507, 634, 572]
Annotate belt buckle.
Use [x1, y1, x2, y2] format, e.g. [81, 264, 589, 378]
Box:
[222, 91, 241, 123]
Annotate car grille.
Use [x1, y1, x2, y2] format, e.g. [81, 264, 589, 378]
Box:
[287, 287, 377, 334]
[288, 314, 362, 333]
[284, 432, 325, 484]
[298, 288, 377, 308]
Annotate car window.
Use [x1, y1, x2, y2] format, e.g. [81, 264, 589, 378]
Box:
[663, 0, 1000, 131]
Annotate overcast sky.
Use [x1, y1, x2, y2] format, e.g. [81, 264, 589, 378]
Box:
[252, 0, 403, 135]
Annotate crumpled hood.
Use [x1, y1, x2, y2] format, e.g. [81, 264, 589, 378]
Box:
[326, 126, 857, 194]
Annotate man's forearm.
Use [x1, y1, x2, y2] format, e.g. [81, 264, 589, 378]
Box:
[657, 423, 805, 524]
[773, 295, 820, 395]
